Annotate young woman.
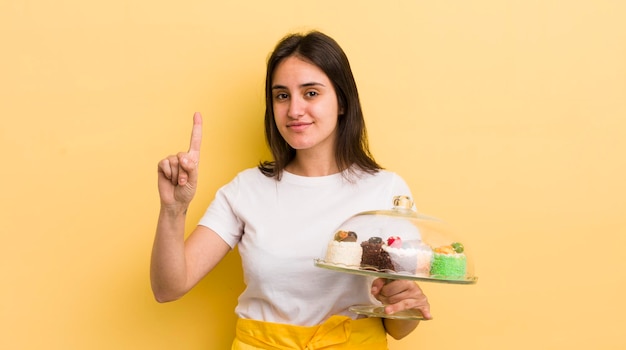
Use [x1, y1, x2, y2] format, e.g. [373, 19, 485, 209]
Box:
[151, 31, 431, 349]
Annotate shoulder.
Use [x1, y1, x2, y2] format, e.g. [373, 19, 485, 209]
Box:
[353, 169, 406, 184]
[213, 167, 276, 211]
[355, 169, 413, 201]
[230, 167, 275, 183]
[220, 167, 278, 195]
[231, 166, 263, 176]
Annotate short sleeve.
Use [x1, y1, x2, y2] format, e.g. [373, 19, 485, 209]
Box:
[197, 175, 244, 248]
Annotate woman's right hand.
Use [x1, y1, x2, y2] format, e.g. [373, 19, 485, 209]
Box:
[157, 112, 203, 211]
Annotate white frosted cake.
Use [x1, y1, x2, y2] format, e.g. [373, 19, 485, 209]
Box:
[383, 236, 433, 276]
[324, 230, 362, 267]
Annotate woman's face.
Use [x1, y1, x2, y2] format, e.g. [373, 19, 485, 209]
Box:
[271, 56, 341, 156]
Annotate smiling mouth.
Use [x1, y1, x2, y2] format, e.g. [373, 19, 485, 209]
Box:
[287, 123, 313, 130]
[288, 122, 312, 128]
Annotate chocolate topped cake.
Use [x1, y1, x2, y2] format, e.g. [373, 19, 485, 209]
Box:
[360, 237, 395, 271]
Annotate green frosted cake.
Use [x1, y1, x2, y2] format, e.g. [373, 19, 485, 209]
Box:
[430, 242, 467, 278]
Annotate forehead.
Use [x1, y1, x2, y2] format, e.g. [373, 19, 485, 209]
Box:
[272, 56, 331, 86]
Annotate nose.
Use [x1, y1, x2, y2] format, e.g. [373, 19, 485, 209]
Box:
[287, 96, 305, 119]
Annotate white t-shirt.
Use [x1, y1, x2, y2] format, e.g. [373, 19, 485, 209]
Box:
[198, 167, 413, 326]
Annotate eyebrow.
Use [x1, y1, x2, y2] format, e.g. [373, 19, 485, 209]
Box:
[271, 82, 326, 90]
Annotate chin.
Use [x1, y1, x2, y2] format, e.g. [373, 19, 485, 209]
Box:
[285, 139, 315, 150]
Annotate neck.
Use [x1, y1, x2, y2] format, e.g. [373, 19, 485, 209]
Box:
[285, 152, 341, 177]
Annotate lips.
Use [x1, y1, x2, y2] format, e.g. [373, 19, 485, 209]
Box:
[287, 122, 313, 131]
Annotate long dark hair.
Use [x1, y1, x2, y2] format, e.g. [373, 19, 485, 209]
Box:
[258, 31, 382, 180]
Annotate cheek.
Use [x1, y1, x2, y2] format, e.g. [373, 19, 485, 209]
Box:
[313, 103, 340, 125]
[273, 102, 290, 117]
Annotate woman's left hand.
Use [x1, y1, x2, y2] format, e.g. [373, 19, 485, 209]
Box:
[371, 278, 432, 319]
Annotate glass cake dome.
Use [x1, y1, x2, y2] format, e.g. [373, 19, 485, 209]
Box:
[314, 195, 477, 320]
[314, 195, 477, 284]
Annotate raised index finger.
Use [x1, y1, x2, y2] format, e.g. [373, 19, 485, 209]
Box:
[188, 112, 203, 154]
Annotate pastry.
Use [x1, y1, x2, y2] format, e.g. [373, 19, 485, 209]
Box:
[430, 242, 467, 278]
[324, 230, 362, 267]
[360, 237, 395, 271]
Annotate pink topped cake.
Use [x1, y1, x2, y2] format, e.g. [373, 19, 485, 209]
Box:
[382, 236, 433, 276]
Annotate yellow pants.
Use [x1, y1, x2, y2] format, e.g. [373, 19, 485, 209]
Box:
[232, 315, 388, 350]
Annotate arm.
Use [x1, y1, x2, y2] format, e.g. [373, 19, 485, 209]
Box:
[150, 112, 231, 302]
[371, 279, 432, 340]
[151, 217, 231, 302]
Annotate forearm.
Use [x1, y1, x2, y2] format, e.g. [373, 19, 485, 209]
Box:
[150, 206, 190, 302]
[371, 279, 430, 339]
[383, 319, 419, 340]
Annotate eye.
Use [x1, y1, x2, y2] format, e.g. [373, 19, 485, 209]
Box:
[305, 91, 319, 98]
[274, 92, 289, 101]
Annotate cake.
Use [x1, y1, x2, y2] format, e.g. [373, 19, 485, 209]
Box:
[324, 230, 362, 267]
[382, 236, 415, 274]
[414, 243, 434, 276]
[383, 236, 433, 276]
[360, 237, 395, 271]
[430, 242, 467, 278]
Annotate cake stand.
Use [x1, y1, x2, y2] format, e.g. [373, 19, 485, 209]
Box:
[314, 195, 478, 320]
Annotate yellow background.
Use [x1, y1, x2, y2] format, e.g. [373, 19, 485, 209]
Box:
[2, 0, 625, 349]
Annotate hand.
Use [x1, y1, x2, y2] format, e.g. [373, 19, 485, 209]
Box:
[371, 278, 432, 319]
[157, 112, 203, 210]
